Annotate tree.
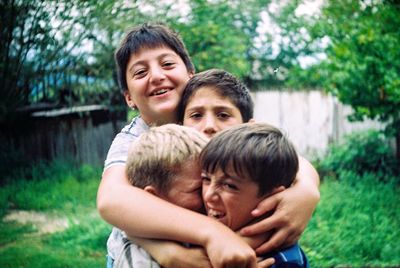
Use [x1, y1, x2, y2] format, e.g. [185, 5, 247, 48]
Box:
[163, 0, 271, 83]
[314, 0, 400, 161]
[0, 0, 105, 123]
[1, 0, 272, 123]
[274, 0, 400, 161]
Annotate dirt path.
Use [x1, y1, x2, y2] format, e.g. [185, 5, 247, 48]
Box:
[3, 210, 69, 234]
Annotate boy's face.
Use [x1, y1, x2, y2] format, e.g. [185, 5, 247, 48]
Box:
[124, 46, 192, 125]
[183, 87, 243, 138]
[160, 160, 203, 213]
[202, 166, 264, 231]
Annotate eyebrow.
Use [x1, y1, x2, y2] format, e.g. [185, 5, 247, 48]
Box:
[185, 105, 236, 112]
[128, 52, 178, 74]
[223, 172, 245, 182]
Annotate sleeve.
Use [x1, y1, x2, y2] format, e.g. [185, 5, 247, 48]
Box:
[270, 244, 309, 268]
[114, 237, 161, 268]
[104, 130, 137, 170]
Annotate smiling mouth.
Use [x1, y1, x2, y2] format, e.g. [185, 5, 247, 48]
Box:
[150, 89, 169, 96]
[208, 209, 225, 219]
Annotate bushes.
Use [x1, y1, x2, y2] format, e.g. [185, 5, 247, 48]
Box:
[303, 129, 400, 266]
[318, 129, 399, 181]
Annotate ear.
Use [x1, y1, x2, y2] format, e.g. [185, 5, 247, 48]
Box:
[270, 186, 286, 195]
[188, 70, 195, 78]
[144, 185, 161, 197]
[124, 91, 136, 109]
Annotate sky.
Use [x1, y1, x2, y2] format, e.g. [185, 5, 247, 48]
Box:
[257, 0, 326, 67]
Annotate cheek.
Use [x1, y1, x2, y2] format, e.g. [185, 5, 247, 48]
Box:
[185, 194, 203, 211]
[184, 119, 202, 130]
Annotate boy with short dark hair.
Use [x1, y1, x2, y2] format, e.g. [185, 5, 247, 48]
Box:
[98, 22, 320, 268]
[201, 122, 309, 268]
[178, 68, 254, 124]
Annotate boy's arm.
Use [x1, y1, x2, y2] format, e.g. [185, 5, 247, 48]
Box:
[131, 237, 212, 268]
[97, 165, 258, 267]
[240, 156, 320, 254]
[133, 235, 275, 268]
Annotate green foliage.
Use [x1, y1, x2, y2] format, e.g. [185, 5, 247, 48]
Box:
[1, 0, 274, 123]
[0, 160, 111, 267]
[318, 1, 400, 126]
[267, 1, 400, 159]
[0, 219, 110, 268]
[1, 159, 400, 267]
[302, 173, 400, 267]
[279, 0, 400, 158]
[0, 160, 101, 214]
[170, 0, 268, 79]
[318, 129, 398, 180]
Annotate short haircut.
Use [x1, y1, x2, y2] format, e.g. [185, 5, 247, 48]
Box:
[177, 69, 254, 123]
[115, 23, 195, 92]
[126, 124, 208, 193]
[200, 123, 299, 196]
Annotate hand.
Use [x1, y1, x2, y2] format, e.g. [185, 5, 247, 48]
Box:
[205, 228, 258, 268]
[257, 257, 275, 268]
[240, 181, 319, 255]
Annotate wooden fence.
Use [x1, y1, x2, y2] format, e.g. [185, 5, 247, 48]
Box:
[252, 90, 385, 159]
[1, 91, 386, 166]
[1, 105, 125, 167]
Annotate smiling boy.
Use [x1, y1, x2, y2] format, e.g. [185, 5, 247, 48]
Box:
[98, 24, 319, 268]
[200, 123, 309, 268]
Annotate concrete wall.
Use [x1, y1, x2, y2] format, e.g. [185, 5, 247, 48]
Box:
[252, 90, 384, 159]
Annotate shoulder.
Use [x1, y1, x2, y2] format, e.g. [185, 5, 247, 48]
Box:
[120, 116, 149, 137]
[104, 116, 149, 169]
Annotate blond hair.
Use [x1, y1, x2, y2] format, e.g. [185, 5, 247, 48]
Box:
[126, 124, 208, 193]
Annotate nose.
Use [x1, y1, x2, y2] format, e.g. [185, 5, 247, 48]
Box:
[203, 183, 219, 203]
[149, 65, 166, 84]
[202, 115, 218, 137]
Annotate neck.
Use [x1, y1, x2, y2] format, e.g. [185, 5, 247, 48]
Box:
[142, 114, 178, 126]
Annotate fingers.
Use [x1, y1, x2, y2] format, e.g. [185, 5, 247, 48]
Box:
[255, 225, 299, 255]
[251, 193, 281, 217]
[255, 229, 286, 254]
[257, 257, 275, 268]
[240, 210, 285, 236]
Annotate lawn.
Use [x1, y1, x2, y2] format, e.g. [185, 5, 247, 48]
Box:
[0, 161, 112, 267]
[0, 160, 399, 267]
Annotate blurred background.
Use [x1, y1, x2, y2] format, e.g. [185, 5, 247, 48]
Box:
[0, 0, 399, 267]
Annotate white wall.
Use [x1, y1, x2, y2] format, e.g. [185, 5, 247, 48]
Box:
[251, 90, 384, 159]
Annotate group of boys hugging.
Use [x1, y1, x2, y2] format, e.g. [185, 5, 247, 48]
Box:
[97, 23, 320, 268]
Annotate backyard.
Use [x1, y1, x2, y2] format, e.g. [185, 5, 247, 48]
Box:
[1, 130, 399, 267]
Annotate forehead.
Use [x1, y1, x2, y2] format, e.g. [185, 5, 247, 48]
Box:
[171, 159, 201, 183]
[188, 86, 237, 107]
[129, 45, 180, 63]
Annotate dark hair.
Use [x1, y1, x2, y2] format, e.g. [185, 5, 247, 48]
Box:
[115, 23, 195, 92]
[200, 123, 299, 196]
[177, 69, 254, 123]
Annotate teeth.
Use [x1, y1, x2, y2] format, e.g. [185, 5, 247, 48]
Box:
[208, 209, 225, 219]
[152, 89, 168, 96]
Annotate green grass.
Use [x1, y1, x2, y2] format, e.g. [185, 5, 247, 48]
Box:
[0, 160, 399, 267]
[0, 160, 112, 268]
[301, 172, 400, 267]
